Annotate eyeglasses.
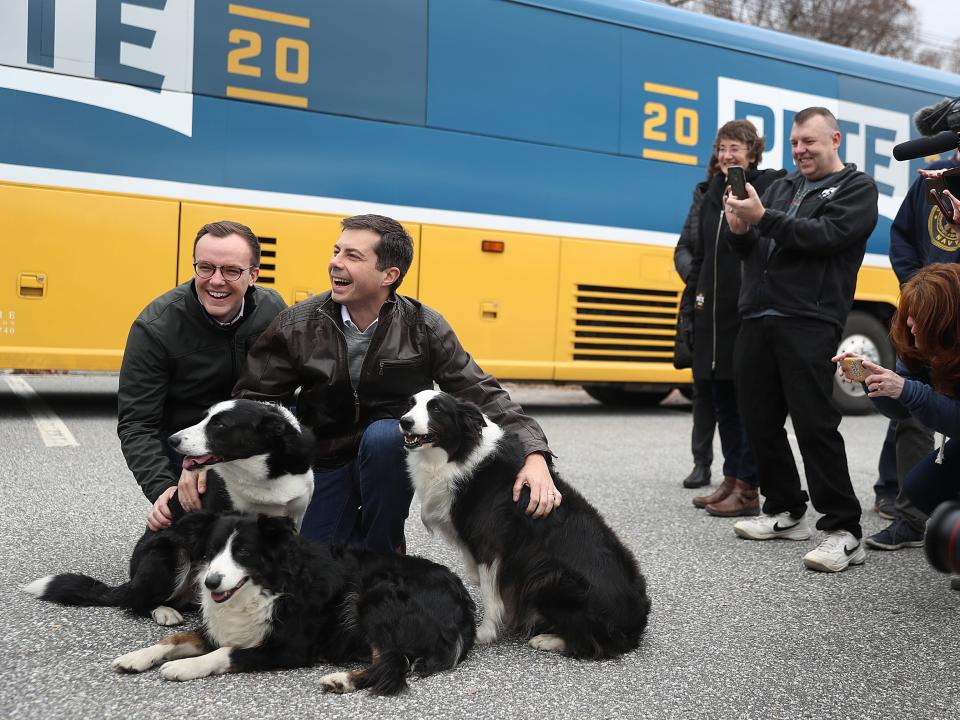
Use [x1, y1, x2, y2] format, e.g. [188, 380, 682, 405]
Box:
[193, 262, 254, 281]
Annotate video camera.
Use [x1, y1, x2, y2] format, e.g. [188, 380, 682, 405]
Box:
[892, 96, 960, 162]
[925, 500, 960, 575]
[892, 96, 960, 221]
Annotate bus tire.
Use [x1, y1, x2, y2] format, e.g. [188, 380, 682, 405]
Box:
[833, 310, 894, 416]
[582, 384, 670, 407]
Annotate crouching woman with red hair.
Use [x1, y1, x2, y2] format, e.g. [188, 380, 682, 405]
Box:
[835, 261, 960, 519]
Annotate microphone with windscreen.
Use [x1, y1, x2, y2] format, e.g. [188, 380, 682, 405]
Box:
[915, 96, 960, 136]
[892, 130, 960, 162]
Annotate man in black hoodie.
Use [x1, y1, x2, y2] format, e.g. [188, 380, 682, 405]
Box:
[722, 107, 879, 573]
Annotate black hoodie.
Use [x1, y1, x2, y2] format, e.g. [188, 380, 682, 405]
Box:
[725, 163, 878, 329]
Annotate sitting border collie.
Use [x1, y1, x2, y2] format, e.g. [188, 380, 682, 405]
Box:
[111, 512, 476, 694]
[400, 390, 650, 659]
[24, 400, 314, 626]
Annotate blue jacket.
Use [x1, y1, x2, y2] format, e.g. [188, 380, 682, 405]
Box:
[872, 362, 960, 437]
[889, 158, 960, 284]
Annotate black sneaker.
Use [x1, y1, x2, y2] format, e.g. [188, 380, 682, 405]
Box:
[681, 464, 710, 489]
[864, 519, 924, 550]
[873, 495, 896, 521]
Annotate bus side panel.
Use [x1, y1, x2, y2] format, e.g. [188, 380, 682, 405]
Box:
[853, 265, 900, 307]
[0, 183, 178, 371]
[178, 203, 421, 304]
[417, 226, 559, 380]
[555, 238, 689, 384]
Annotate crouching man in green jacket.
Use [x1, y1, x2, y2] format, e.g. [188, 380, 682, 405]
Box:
[117, 220, 286, 531]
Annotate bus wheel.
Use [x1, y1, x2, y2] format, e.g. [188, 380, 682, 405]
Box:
[582, 384, 670, 407]
[833, 311, 893, 415]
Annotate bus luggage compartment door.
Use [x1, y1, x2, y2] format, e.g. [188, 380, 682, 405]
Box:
[0, 183, 179, 371]
[417, 226, 559, 380]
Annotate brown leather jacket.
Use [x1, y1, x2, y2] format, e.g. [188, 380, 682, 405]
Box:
[233, 291, 550, 467]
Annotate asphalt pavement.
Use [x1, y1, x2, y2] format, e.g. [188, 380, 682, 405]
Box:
[1, 373, 958, 720]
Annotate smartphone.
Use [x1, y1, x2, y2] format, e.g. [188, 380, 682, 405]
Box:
[840, 357, 870, 393]
[727, 165, 747, 200]
[840, 357, 865, 382]
[929, 188, 956, 223]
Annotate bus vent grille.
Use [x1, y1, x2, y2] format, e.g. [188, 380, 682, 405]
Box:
[570, 284, 680, 362]
[258, 237, 277, 285]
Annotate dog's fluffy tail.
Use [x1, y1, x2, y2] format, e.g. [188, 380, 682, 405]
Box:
[23, 573, 130, 607]
[355, 650, 410, 696]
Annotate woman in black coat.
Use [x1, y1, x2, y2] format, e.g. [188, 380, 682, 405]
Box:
[680, 120, 785, 515]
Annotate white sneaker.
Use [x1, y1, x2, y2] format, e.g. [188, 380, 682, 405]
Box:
[803, 531, 866, 572]
[734, 511, 811, 541]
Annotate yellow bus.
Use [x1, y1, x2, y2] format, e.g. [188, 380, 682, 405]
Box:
[3, 0, 957, 413]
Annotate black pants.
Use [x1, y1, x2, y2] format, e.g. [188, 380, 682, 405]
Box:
[735, 317, 862, 537]
[690, 383, 715, 467]
[693, 378, 757, 484]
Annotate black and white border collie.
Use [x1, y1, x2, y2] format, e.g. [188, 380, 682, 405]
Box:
[111, 512, 476, 694]
[400, 390, 650, 659]
[24, 400, 315, 626]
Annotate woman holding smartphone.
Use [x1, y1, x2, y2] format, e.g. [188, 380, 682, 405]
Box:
[680, 120, 785, 517]
[834, 263, 960, 536]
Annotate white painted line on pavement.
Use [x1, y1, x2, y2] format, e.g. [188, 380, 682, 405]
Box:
[3, 376, 80, 447]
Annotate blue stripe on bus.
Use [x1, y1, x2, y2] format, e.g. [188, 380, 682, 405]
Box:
[521, 0, 960, 96]
[0, 87, 898, 257]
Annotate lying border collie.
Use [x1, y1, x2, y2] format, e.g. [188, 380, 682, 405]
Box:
[400, 390, 650, 659]
[24, 400, 314, 626]
[111, 512, 475, 694]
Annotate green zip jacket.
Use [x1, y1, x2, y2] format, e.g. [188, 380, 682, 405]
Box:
[117, 281, 286, 502]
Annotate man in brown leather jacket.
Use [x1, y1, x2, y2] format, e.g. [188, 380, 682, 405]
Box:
[231, 214, 560, 553]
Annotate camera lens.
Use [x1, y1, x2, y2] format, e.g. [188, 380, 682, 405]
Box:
[924, 500, 960, 573]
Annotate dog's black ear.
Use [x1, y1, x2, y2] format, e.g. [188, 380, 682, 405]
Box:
[291, 426, 316, 463]
[176, 511, 218, 558]
[258, 413, 289, 438]
[257, 514, 296, 548]
[457, 401, 487, 437]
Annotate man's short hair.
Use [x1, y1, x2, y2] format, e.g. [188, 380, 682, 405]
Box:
[341, 214, 414, 291]
[793, 107, 840, 133]
[193, 221, 261, 266]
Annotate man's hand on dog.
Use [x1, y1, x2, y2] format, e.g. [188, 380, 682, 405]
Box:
[513, 453, 562, 519]
[177, 467, 207, 512]
[147, 485, 177, 531]
[146, 469, 207, 531]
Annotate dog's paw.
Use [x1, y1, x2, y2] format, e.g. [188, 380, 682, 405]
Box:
[159, 658, 207, 682]
[159, 649, 230, 682]
[528, 633, 567, 654]
[475, 621, 500, 645]
[319, 671, 356, 694]
[112, 648, 159, 673]
[151, 606, 184, 626]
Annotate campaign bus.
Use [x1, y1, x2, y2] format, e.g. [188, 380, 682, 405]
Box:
[2, 0, 958, 413]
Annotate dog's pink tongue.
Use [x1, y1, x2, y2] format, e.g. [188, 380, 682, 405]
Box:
[182, 454, 215, 470]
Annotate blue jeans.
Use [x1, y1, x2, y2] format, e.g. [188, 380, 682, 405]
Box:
[903, 437, 960, 517]
[301, 419, 413, 554]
